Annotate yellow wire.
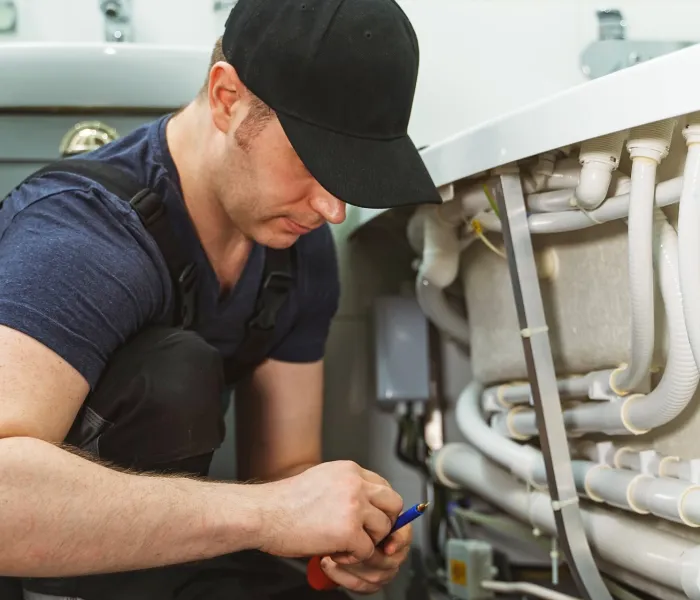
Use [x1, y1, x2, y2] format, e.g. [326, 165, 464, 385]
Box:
[470, 218, 507, 259]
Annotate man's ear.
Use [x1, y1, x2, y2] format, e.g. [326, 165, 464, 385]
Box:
[208, 61, 245, 134]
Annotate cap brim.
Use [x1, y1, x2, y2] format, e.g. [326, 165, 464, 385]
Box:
[277, 112, 442, 210]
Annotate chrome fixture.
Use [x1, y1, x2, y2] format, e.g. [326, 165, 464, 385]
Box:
[581, 8, 696, 79]
[100, 0, 132, 43]
[0, 0, 17, 34]
[59, 122, 120, 157]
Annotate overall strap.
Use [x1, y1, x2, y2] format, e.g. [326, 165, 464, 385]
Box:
[11, 159, 198, 328]
[223, 247, 294, 383]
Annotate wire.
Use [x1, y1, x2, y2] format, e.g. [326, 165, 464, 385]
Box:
[482, 580, 581, 600]
[483, 183, 501, 218]
[469, 218, 507, 259]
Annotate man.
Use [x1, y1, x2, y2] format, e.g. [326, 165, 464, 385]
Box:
[0, 0, 440, 598]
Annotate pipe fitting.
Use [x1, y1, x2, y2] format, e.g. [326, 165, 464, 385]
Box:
[683, 111, 700, 145]
[416, 206, 461, 288]
[627, 119, 676, 163]
[575, 130, 627, 209]
[681, 545, 700, 600]
[583, 463, 609, 503]
[505, 406, 534, 441]
[619, 394, 652, 435]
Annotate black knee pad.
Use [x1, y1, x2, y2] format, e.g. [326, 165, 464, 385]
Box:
[66, 327, 226, 472]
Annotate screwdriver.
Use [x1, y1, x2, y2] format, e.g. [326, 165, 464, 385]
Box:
[306, 502, 429, 591]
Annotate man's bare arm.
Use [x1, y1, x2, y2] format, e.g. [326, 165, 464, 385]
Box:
[235, 359, 324, 481]
[0, 326, 263, 577]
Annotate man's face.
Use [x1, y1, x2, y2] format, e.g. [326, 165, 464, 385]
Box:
[215, 100, 347, 249]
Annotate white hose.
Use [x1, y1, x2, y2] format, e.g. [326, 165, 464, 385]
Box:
[455, 381, 543, 484]
[415, 276, 470, 345]
[528, 188, 576, 213]
[475, 176, 683, 234]
[611, 157, 658, 394]
[678, 120, 700, 374]
[432, 443, 697, 595]
[481, 580, 581, 600]
[624, 212, 700, 432]
[492, 212, 699, 437]
[413, 206, 461, 288]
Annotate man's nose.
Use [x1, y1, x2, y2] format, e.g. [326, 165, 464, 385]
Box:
[310, 193, 346, 225]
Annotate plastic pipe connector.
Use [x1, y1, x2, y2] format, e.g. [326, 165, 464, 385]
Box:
[575, 130, 627, 210]
[627, 119, 676, 163]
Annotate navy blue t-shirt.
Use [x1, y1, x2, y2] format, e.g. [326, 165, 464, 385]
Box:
[0, 115, 340, 389]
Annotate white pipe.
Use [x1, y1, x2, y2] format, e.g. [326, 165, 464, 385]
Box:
[624, 213, 700, 431]
[528, 188, 576, 213]
[481, 372, 610, 411]
[528, 173, 631, 214]
[678, 113, 700, 374]
[459, 382, 700, 533]
[475, 176, 683, 234]
[545, 157, 583, 190]
[579, 441, 697, 483]
[492, 212, 699, 436]
[574, 130, 627, 210]
[414, 205, 461, 288]
[431, 443, 700, 596]
[455, 381, 544, 485]
[611, 155, 659, 394]
[522, 151, 558, 193]
[481, 580, 581, 600]
[415, 276, 470, 346]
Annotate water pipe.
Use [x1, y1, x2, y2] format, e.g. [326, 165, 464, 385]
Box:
[678, 112, 700, 374]
[612, 120, 675, 394]
[574, 130, 628, 210]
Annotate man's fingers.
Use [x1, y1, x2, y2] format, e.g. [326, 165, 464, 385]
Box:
[344, 547, 402, 572]
[359, 467, 392, 488]
[321, 558, 394, 593]
[363, 506, 393, 545]
[381, 525, 412, 556]
[367, 484, 404, 523]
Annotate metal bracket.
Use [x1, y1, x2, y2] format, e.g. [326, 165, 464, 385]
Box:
[0, 0, 17, 34]
[580, 9, 696, 79]
[490, 171, 612, 600]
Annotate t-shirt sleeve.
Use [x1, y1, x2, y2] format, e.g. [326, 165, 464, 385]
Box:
[0, 189, 167, 389]
[269, 225, 340, 364]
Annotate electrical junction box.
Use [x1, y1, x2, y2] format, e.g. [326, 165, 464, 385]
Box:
[373, 296, 431, 405]
[446, 539, 495, 599]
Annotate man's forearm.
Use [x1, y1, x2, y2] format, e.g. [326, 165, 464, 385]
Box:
[0, 437, 263, 578]
[268, 461, 318, 481]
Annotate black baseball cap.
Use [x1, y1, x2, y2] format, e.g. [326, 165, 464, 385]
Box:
[222, 0, 441, 210]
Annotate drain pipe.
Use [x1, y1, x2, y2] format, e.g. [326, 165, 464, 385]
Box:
[431, 443, 700, 598]
[493, 210, 699, 437]
[415, 276, 470, 346]
[474, 176, 684, 234]
[611, 119, 675, 395]
[574, 130, 627, 210]
[678, 113, 700, 373]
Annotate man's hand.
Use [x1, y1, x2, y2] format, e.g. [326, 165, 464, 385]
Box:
[255, 461, 403, 562]
[319, 525, 412, 594]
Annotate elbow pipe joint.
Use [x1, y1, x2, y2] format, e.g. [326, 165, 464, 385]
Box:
[412, 206, 461, 288]
[574, 130, 627, 210]
[619, 394, 652, 435]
